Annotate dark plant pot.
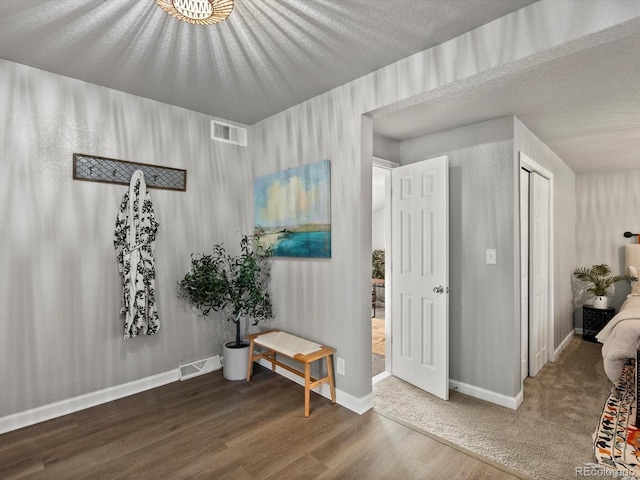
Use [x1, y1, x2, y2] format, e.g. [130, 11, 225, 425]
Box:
[223, 341, 250, 381]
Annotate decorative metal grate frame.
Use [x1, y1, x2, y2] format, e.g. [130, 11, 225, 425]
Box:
[73, 153, 187, 191]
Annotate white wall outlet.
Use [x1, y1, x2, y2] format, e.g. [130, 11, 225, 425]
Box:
[486, 248, 497, 264]
[337, 357, 345, 376]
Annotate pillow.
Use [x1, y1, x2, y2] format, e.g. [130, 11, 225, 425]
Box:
[629, 266, 640, 295]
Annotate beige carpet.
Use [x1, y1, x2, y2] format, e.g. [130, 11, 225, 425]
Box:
[372, 353, 385, 377]
[374, 335, 613, 480]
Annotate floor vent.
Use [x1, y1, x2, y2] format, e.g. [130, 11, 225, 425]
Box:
[179, 355, 222, 381]
[211, 120, 247, 147]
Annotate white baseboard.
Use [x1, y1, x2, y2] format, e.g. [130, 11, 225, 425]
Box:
[0, 369, 179, 435]
[513, 389, 524, 409]
[575, 327, 583, 335]
[257, 358, 373, 415]
[372, 370, 391, 386]
[554, 329, 576, 359]
[449, 379, 522, 410]
[0, 353, 379, 436]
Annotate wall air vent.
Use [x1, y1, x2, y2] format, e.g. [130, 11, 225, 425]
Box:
[179, 355, 222, 381]
[211, 120, 247, 147]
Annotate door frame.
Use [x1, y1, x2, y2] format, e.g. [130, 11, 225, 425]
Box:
[372, 157, 398, 383]
[519, 152, 555, 384]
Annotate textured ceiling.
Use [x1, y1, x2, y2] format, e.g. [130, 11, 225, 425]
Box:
[1, 1, 637, 173]
[374, 27, 640, 173]
[0, 0, 535, 125]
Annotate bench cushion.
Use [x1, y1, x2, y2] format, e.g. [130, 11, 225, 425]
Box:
[254, 331, 322, 357]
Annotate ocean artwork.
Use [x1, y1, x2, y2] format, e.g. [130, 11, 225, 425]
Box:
[254, 160, 331, 258]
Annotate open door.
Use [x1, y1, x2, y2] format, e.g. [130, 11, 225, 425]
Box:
[391, 155, 449, 400]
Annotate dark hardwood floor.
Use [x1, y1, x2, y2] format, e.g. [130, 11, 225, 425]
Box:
[0, 366, 526, 479]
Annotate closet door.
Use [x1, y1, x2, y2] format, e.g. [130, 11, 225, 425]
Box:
[529, 171, 550, 377]
[520, 169, 530, 382]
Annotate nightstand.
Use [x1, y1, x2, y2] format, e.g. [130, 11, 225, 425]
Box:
[583, 305, 615, 342]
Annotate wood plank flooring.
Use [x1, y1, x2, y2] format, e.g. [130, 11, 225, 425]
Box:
[372, 318, 385, 356]
[0, 366, 526, 479]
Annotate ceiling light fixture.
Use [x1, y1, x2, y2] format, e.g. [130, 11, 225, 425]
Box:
[155, 0, 234, 25]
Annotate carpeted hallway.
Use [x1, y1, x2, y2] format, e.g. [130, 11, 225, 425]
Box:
[374, 335, 612, 480]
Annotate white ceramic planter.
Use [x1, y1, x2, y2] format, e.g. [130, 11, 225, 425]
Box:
[222, 342, 250, 381]
[593, 295, 609, 309]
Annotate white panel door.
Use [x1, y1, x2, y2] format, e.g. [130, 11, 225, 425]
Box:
[529, 171, 549, 377]
[391, 155, 449, 400]
[520, 169, 530, 382]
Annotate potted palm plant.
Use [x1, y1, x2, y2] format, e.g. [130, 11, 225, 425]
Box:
[573, 264, 636, 309]
[178, 234, 274, 380]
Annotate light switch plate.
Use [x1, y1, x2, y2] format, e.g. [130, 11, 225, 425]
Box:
[486, 249, 497, 264]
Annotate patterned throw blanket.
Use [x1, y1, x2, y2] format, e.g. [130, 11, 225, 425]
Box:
[594, 358, 640, 476]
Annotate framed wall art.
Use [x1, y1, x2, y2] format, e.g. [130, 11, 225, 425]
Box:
[254, 159, 331, 258]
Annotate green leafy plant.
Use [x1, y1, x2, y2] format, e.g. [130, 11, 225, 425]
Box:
[572, 264, 636, 297]
[178, 234, 274, 347]
[372, 249, 385, 280]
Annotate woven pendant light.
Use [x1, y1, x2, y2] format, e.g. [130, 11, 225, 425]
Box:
[156, 0, 234, 25]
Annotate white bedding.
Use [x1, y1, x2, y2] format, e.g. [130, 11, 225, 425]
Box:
[597, 295, 640, 382]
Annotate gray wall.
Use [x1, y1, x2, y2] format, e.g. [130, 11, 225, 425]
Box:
[514, 117, 576, 347]
[575, 169, 640, 319]
[373, 134, 399, 164]
[249, 1, 640, 402]
[399, 117, 520, 397]
[3, 0, 640, 419]
[395, 115, 576, 398]
[0, 60, 250, 418]
[372, 208, 385, 251]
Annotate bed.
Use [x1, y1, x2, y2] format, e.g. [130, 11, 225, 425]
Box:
[596, 244, 640, 425]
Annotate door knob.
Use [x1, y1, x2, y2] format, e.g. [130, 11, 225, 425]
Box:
[433, 285, 444, 294]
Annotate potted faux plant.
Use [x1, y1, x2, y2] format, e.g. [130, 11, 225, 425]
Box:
[178, 234, 274, 380]
[372, 249, 385, 280]
[372, 249, 385, 305]
[573, 264, 636, 309]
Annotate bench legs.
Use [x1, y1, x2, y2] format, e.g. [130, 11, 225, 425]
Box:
[304, 362, 311, 418]
[303, 354, 336, 417]
[246, 337, 255, 381]
[325, 354, 336, 405]
[246, 339, 336, 417]
[246, 338, 277, 381]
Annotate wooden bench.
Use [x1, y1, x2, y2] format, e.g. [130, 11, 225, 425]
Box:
[246, 329, 336, 417]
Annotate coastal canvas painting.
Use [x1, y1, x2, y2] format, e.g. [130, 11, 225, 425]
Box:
[254, 160, 331, 258]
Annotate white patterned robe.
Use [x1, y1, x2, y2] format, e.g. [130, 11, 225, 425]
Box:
[114, 170, 160, 338]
